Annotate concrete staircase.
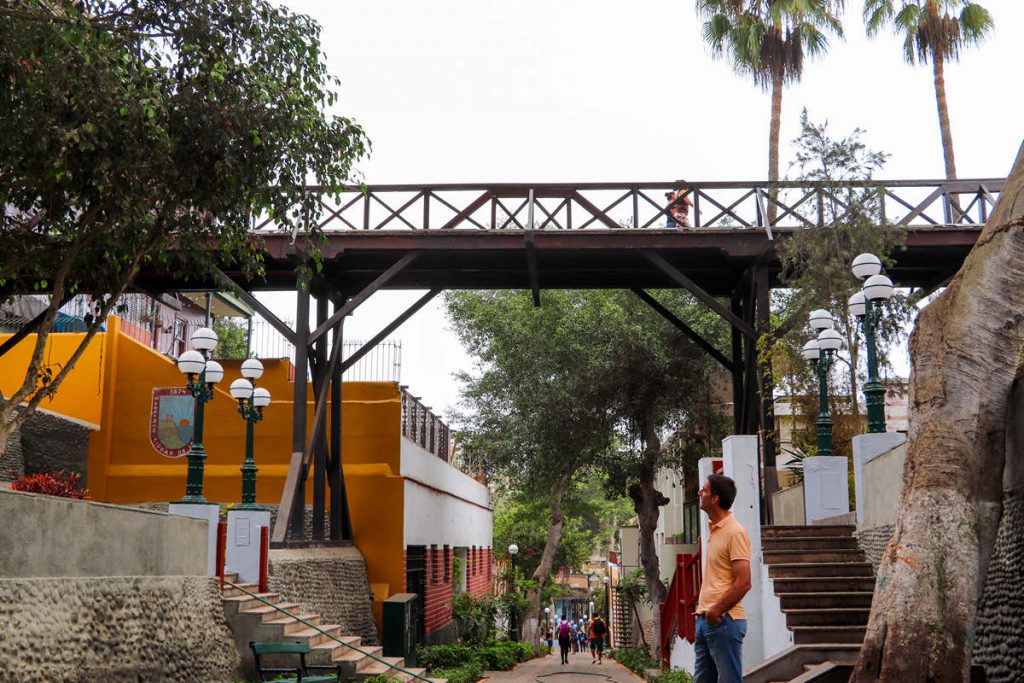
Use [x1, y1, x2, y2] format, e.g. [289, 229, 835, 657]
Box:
[744, 525, 871, 683]
[220, 573, 442, 682]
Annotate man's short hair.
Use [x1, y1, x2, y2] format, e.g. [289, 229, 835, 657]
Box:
[707, 473, 737, 510]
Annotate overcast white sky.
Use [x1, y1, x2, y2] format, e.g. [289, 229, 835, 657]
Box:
[260, 0, 1024, 418]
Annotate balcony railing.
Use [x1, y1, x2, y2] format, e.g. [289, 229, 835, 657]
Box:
[400, 385, 450, 461]
[659, 544, 703, 667]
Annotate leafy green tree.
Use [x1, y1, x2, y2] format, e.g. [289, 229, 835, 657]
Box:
[212, 317, 250, 360]
[697, 0, 845, 219]
[863, 0, 993, 183]
[448, 289, 729, 658]
[0, 0, 367, 455]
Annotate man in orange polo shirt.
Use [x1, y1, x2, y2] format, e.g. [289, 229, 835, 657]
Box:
[694, 473, 752, 683]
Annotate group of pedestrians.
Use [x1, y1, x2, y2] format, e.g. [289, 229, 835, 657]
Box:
[545, 613, 608, 665]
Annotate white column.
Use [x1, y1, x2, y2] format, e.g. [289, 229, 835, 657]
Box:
[226, 508, 272, 585]
[803, 456, 850, 524]
[696, 457, 723, 560]
[168, 502, 219, 576]
[721, 435, 763, 669]
[853, 432, 907, 525]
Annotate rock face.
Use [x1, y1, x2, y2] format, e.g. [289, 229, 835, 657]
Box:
[0, 410, 91, 483]
[268, 545, 380, 646]
[0, 576, 241, 682]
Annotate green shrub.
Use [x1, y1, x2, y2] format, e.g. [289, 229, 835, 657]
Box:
[363, 675, 404, 683]
[654, 670, 694, 683]
[416, 644, 479, 670]
[608, 647, 658, 675]
[429, 661, 483, 683]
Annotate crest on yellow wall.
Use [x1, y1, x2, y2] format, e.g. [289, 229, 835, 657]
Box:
[150, 387, 195, 457]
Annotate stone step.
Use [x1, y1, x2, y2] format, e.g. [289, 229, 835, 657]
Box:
[222, 592, 282, 615]
[742, 644, 861, 683]
[791, 625, 866, 645]
[223, 572, 240, 583]
[778, 592, 874, 610]
[240, 602, 302, 623]
[769, 563, 874, 579]
[286, 624, 344, 647]
[763, 549, 866, 565]
[264, 613, 322, 634]
[771, 577, 876, 593]
[784, 608, 871, 627]
[762, 525, 855, 538]
[358, 655, 406, 675]
[762, 536, 859, 551]
[221, 582, 260, 598]
[393, 667, 428, 682]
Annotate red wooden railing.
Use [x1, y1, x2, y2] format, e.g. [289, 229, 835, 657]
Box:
[659, 540, 703, 668]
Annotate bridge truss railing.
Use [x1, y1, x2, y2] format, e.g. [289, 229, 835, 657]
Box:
[253, 179, 1004, 234]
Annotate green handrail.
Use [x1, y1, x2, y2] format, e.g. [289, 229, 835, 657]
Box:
[226, 580, 433, 683]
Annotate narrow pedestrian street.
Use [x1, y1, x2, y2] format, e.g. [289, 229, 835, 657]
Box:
[484, 650, 645, 683]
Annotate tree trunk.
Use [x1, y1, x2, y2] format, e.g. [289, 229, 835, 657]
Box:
[630, 411, 669, 657]
[932, 51, 962, 220]
[851, 143, 1024, 682]
[525, 473, 571, 653]
[767, 67, 784, 225]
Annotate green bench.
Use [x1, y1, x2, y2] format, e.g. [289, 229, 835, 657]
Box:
[250, 641, 343, 682]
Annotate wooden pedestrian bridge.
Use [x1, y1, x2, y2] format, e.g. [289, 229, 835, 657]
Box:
[0, 176, 973, 544]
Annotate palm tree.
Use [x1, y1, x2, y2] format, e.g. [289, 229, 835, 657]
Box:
[863, 0, 993, 184]
[697, 0, 845, 222]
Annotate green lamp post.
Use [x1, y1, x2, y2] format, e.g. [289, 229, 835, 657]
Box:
[508, 543, 520, 641]
[804, 310, 843, 456]
[850, 253, 896, 433]
[229, 358, 272, 510]
[175, 327, 223, 504]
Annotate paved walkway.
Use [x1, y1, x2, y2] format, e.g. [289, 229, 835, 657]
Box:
[484, 650, 645, 683]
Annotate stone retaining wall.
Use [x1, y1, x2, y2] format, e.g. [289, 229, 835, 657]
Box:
[0, 576, 240, 682]
[854, 523, 894, 570]
[268, 545, 379, 646]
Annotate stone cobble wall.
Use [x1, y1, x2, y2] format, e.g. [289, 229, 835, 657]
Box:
[0, 576, 239, 682]
[18, 410, 91, 480]
[268, 546, 379, 646]
[973, 486, 1024, 682]
[854, 524, 895, 570]
[0, 423, 25, 482]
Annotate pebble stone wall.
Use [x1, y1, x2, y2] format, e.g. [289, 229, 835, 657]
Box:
[972, 487, 1024, 682]
[0, 423, 24, 481]
[854, 524, 895, 570]
[268, 546, 379, 646]
[0, 575, 240, 682]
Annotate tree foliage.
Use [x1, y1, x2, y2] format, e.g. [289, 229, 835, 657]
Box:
[770, 111, 913, 461]
[0, 0, 367, 449]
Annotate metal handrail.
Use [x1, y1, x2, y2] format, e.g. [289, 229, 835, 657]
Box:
[225, 580, 433, 683]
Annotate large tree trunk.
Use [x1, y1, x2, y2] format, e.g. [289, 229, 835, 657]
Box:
[629, 411, 669, 657]
[851, 143, 1024, 682]
[524, 473, 571, 653]
[766, 67, 784, 225]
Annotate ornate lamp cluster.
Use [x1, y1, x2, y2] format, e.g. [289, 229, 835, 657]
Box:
[229, 358, 272, 510]
[176, 327, 224, 504]
[802, 253, 895, 456]
[175, 327, 272, 506]
[848, 254, 895, 433]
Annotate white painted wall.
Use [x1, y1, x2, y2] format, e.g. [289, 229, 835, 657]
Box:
[400, 438, 492, 548]
[225, 508, 271, 584]
[670, 634, 696, 674]
[759, 563, 794, 657]
[853, 432, 907, 525]
[803, 456, 850, 524]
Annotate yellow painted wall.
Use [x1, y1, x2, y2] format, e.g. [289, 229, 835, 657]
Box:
[0, 321, 410, 627]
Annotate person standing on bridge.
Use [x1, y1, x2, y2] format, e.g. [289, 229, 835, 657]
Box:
[694, 473, 751, 683]
[664, 187, 693, 227]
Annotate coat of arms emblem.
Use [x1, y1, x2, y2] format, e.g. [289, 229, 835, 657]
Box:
[150, 387, 195, 457]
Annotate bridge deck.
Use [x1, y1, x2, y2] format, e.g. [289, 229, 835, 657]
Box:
[212, 226, 981, 296]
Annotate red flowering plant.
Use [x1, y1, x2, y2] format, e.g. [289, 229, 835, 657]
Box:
[11, 470, 88, 499]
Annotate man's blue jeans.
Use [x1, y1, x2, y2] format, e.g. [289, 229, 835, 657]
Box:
[694, 614, 747, 683]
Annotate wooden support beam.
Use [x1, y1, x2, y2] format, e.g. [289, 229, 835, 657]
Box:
[312, 295, 329, 541]
[642, 251, 758, 341]
[308, 253, 419, 345]
[755, 267, 778, 524]
[329, 311, 352, 541]
[731, 291, 744, 436]
[216, 269, 297, 345]
[631, 289, 733, 371]
[524, 232, 541, 308]
[341, 290, 440, 374]
[273, 284, 310, 544]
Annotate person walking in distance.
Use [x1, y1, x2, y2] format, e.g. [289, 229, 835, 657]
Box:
[557, 616, 572, 665]
[590, 613, 608, 664]
[694, 474, 752, 683]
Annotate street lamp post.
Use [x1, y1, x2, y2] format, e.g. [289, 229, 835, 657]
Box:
[544, 606, 550, 637]
[229, 359, 272, 510]
[804, 311, 843, 456]
[508, 543, 519, 641]
[602, 575, 610, 618]
[850, 253, 895, 433]
[175, 327, 222, 504]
